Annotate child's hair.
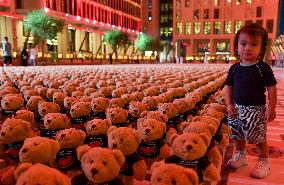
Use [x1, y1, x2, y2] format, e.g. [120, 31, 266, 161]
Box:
[234, 23, 268, 60]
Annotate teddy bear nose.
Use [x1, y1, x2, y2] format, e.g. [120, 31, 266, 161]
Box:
[91, 125, 96, 129]
[70, 109, 74, 112]
[186, 145, 193, 150]
[112, 144, 117, 149]
[54, 98, 57, 101]
[145, 128, 150, 133]
[47, 119, 51, 123]
[21, 148, 28, 153]
[1, 132, 5, 136]
[61, 134, 65, 138]
[5, 102, 8, 105]
[91, 168, 98, 175]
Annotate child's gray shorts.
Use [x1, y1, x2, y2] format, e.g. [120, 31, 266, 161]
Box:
[228, 104, 267, 144]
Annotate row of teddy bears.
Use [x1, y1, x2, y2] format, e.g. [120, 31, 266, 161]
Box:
[0, 65, 230, 185]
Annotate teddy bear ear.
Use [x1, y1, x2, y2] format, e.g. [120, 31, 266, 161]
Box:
[107, 126, 117, 135]
[112, 149, 125, 165]
[179, 121, 190, 131]
[140, 110, 148, 118]
[79, 130, 86, 141]
[199, 133, 210, 147]
[132, 129, 141, 144]
[183, 168, 199, 185]
[168, 133, 178, 146]
[15, 163, 33, 179]
[208, 124, 217, 136]
[76, 145, 91, 161]
[150, 161, 164, 172]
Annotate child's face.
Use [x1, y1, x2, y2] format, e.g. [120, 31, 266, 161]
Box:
[237, 32, 262, 63]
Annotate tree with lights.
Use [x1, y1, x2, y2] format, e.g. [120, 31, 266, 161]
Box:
[24, 10, 64, 60]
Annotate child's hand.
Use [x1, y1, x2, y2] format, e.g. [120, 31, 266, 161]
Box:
[227, 104, 237, 118]
[266, 107, 276, 122]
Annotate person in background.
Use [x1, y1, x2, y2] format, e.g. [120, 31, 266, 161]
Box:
[225, 24, 277, 179]
[109, 54, 113, 64]
[29, 44, 38, 66]
[21, 47, 29, 66]
[2, 37, 12, 67]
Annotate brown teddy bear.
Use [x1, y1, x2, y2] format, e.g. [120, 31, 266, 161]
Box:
[13, 110, 36, 129]
[128, 101, 149, 128]
[1, 94, 24, 116]
[140, 110, 168, 123]
[84, 118, 111, 148]
[72, 146, 125, 185]
[53, 91, 66, 109]
[63, 96, 78, 114]
[70, 102, 91, 129]
[37, 101, 60, 131]
[26, 95, 45, 112]
[55, 128, 86, 170]
[166, 133, 221, 183]
[106, 107, 129, 127]
[15, 163, 71, 185]
[151, 161, 199, 185]
[136, 118, 171, 169]
[0, 118, 31, 159]
[107, 126, 147, 185]
[91, 97, 109, 119]
[19, 136, 60, 165]
[40, 113, 72, 138]
[108, 98, 126, 109]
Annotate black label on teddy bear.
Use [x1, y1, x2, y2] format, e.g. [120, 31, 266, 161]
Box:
[56, 148, 80, 170]
[114, 121, 131, 128]
[71, 173, 124, 185]
[120, 153, 142, 176]
[40, 129, 61, 139]
[138, 140, 161, 158]
[92, 112, 106, 119]
[2, 109, 18, 117]
[71, 116, 89, 130]
[5, 141, 24, 159]
[165, 155, 210, 182]
[84, 135, 108, 148]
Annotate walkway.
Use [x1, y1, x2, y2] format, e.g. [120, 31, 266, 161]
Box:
[221, 67, 284, 185]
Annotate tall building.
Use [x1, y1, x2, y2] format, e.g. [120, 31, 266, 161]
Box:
[173, 0, 280, 61]
[0, 0, 142, 60]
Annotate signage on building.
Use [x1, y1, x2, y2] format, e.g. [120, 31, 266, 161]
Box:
[0, 0, 10, 7]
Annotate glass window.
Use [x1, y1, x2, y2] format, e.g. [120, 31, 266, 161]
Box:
[177, 22, 183, 35]
[148, 11, 152, 21]
[160, 27, 164, 35]
[204, 9, 209, 19]
[246, 0, 252, 4]
[185, 22, 191, 35]
[204, 21, 210, 34]
[176, 0, 181, 9]
[236, 0, 241, 5]
[176, 10, 181, 20]
[194, 22, 201, 34]
[224, 21, 232, 34]
[235, 20, 242, 33]
[256, 7, 262, 17]
[185, 0, 190, 7]
[214, 0, 219, 6]
[266, 19, 273, 33]
[256, 20, 263, 27]
[214, 21, 221, 34]
[214, 9, 219, 19]
[165, 3, 169, 11]
[148, 0, 152, 9]
[194, 9, 199, 19]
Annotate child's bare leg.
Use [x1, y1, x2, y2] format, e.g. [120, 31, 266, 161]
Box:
[256, 141, 269, 158]
[235, 139, 246, 152]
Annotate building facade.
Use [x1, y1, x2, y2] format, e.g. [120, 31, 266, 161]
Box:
[173, 0, 280, 62]
[0, 0, 142, 60]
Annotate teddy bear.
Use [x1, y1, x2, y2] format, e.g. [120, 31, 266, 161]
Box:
[0, 118, 31, 159]
[107, 126, 147, 185]
[84, 88, 97, 96]
[15, 163, 71, 185]
[1, 94, 24, 116]
[106, 107, 129, 127]
[142, 96, 160, 110]
[63, 96, 78, 114]
[128, 101, 149, 128]
[84, 118, 112, 148]
[136, 118, 171, 169]
[40, 113, 72, 138]
[19, 136, 60, 165]
[26, 95, 45, 112]
[91, 97, 109, 119]
[151, 161, 199, 185]
[180, 121, 223, 168]
[36, 86, 48, 97]
[71, 146, 125, 185]
[37, 101, 60, 131]
[140, 110, 168, 123]
[166, 133, 221, 183]
[70, 102, 91, 129]
[22, 89, 38, 103]
[13, 110, 36, 129]
[53, 91, 66, 109]
[55, 128, 86, 170]
[46, 88, 61, 102]
[109, 98, 126, 109]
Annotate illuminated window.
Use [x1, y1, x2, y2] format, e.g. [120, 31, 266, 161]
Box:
[194, 22, 201, 34]
[185, 0, 190, 7]
[236, 0, 241, 5]
[256, 7, 262, 17]
[177, 22, 183, 35]
[214, 9, 219, 19]
[176, 10, 181, 20]
[165, 27, 169, 36]
[148, 11, 152, 21]
[256, 20, 263, 27]
[214, 0, 219, 6]
[176, 0, 181, 8]
[246, 0, 252, 4]
[194, 9, 199, 19]
[148, 0, 152, 9]
[185, 22, 191, 35]
[204, 21, 211, 34]
[235, 20, 242, 33]
[160, 27, 164, 35]
[165, 3, 169, 11]
[224, 21, 232, 34]
[214, 21, 221, 34]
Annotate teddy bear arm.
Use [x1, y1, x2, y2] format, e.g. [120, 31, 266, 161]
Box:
[132, 160, 147, 181]
[207, 146, 222, 168]
[203, 163, 221, 182]
[159, 143, 171, 159]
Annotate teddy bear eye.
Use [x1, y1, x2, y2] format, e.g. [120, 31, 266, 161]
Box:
[172, 179, 176, 185]
[102, 161, 107, 166]
[158, 177, 162, 182]
[9, 128, 13, 131]
[193, 140, 198, 144]
[120, 138, 124, 142]
[34, 143, 38, 146]
[90, 160, 94, 164]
